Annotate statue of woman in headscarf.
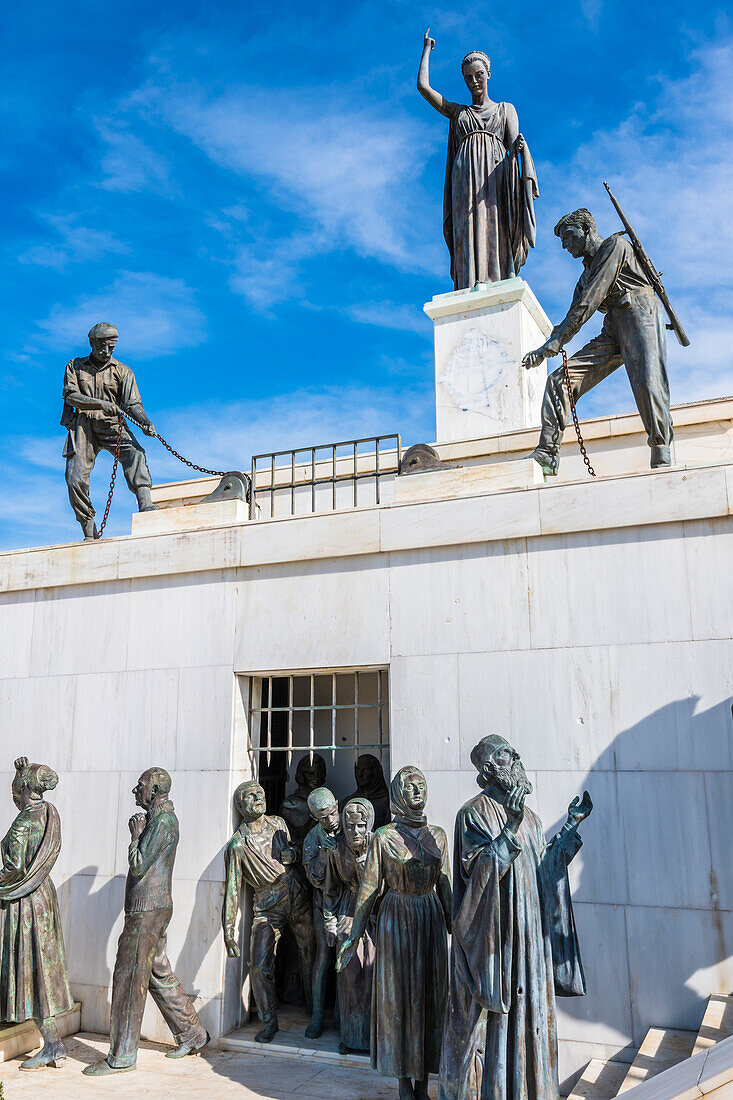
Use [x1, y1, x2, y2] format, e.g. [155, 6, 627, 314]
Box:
[0, 757, 74, 1069]
[339, 754, 391, 829]
[337, 767, 452, 1100]
[418, 28, 539, 290]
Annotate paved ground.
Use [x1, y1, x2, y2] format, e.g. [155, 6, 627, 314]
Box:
[0, 1033, 438, 1098]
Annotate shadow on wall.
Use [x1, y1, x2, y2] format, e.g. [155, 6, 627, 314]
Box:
[56, 867, 125, 1032]
[544, 694, 733, 1084]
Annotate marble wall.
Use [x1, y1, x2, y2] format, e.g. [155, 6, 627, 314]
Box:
[0, 487, 731, 1084]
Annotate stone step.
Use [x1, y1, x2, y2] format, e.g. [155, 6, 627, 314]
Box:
[617, 1027, 697, 1094]
[0, 1002, 81, 1063]
[567, 1058, 630, 1100]
[694, 993, 733, 1056]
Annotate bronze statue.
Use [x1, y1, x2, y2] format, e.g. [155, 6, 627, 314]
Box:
[523, 208, 673, 474]
[61, 322, 157, 540]
[438, 735, 592, 1100]
[418, 28, 538, 290]
[338, 766, 452, 1100]
[0, 758, 73, 1070]
[279, 754, 328, 851]
[84, 768, 209, 1076]
[340, 753, 391, 829]
[302, 786, 341, 1039]
[222, 780, 315, 1043]
[322, 797, 377, 1054]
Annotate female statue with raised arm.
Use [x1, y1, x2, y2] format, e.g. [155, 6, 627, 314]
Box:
[418, 28, 538, 290]
[337, 767, 452, 1100]
[0, 758, 74, 1070]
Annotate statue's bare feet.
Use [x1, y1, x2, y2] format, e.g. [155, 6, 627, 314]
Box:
[254, 1020, 278, 1043]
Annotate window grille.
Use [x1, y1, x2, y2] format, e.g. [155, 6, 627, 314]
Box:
[246, 670, 389, 768]
[243, 671, 390, 816]
[250, 435, 401, 519]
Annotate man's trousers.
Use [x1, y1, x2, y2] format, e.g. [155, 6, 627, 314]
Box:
[108, 909, 206, 1068]
[64, 416, 152, 526]
[250, 876, 315, 1025]
[533, 291, 673, 472]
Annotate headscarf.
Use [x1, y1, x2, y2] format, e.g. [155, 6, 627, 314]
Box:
[341, 796, 375, 835]
[389, 766, 428, 827]
[354, 754, 389, 802]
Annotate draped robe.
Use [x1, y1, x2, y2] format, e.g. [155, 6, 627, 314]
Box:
[438, 793, 584, 1100]
[322, 834, 375, 1051]
[0, 801, 73, 1023]
[443, 102, 538, 290]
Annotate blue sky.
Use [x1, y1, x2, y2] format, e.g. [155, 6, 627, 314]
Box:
[1, 1, 731, 548]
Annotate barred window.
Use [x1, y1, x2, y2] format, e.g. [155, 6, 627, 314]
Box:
[241, 670, 390, 815]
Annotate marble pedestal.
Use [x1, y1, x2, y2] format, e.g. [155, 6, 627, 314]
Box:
[394, 457, 544, 504]
[131, 497, 249, 535]
[424, 277, 552, 443]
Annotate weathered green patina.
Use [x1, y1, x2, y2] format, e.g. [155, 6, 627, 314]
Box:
[0, 757, 73, 1070]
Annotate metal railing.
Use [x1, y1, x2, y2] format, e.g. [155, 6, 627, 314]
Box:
[250, 433, 401, 520]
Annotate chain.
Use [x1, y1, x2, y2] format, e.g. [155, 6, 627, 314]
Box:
[96, 415, 123, 539]
[119, 409, 228, 477]
[562, 349, 596, 478]
[95, 409, 229, 539]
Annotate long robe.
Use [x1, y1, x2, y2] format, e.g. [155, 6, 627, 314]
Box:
[443, 102, 538, 290]
[438, 793, 584, 1100]
[364, 821, 451, 1079]
[0, 801, 73, 1023]
[322, 834, 375, 1051]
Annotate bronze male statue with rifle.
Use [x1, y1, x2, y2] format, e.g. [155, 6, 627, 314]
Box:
[523, 193, 687, 476]
[61, 322, 157, 540]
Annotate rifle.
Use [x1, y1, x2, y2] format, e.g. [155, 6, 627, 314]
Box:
[604, 182, 690, 347]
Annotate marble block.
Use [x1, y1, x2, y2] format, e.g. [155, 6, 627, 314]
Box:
[424, 277, 551, 443]
[393, 457, 544, 503]
[0, 1003, 81, 1062]
[131, 498, 249, 536]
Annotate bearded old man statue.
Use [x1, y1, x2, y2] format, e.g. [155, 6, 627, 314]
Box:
[439, 735, 592, 1100]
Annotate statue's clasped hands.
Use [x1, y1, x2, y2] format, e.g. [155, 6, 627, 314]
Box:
[128, 813, 146, 841]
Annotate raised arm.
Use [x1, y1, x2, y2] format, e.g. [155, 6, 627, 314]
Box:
[417, 29, 455, 119]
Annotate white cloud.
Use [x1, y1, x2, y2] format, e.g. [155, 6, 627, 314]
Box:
[124, 74, 443, 297]
[346, 300, 431, 335]
[33, 271, 207, 356]
[18, 214, 130, 270]
[95, 122, 175, 195]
